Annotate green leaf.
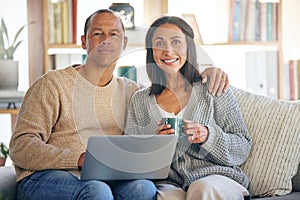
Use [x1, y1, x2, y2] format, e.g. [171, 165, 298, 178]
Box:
[12, 24, 26, 48]
[1, 18, 9, 45]
[7, 41, 23, 59]
[0, 17, 26, 60]
[0, 19, 5, 59]
[0, 143, 9, 158]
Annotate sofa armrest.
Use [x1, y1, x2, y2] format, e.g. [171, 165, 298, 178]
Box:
[0, 166, 17, 199]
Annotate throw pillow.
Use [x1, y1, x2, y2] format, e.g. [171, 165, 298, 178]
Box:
[232, 87, 300, 197]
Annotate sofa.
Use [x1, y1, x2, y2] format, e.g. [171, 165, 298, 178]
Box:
[0, 87, 300, 200]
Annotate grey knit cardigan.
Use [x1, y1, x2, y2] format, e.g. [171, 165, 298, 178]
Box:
[124, 82, 252, 191]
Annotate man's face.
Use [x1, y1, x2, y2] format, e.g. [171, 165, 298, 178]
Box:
[81, 12, 127, 68]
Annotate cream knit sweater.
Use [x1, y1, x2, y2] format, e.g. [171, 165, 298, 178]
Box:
[9, 65, 139, 182]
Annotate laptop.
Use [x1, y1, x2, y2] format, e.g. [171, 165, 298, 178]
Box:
[80, 134, 177, 181]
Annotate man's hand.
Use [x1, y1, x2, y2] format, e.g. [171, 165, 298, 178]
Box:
[201, 67, 229, 96]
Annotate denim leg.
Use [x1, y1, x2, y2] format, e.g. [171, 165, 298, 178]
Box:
[17, 170, 113, 200]
[110, 179, 157, 200]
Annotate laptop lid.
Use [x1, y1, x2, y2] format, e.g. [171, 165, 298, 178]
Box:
[80, 134, 177, 181]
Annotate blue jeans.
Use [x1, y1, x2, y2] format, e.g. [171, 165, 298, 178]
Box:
[17, 170, 157, 200]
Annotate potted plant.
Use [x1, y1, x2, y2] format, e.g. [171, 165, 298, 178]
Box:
[0, 142, 9, 166]
[0, 17, 26, 90]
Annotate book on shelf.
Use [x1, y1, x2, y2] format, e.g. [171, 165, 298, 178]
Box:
[229, 0, 240, 41]
[288, 60, 295, 100]
[283, 62, 290, 100]
[238, 0, 247, 41]
[260, 2, 267, 41]
[48, 0, 77, 45]
[47, 0, 55, 44]
[287, 59, 300, 100]
[244, 0, 257, 41]
[61, 1, 69, 44]
[72, 0, 77, 44]
[67, 0, 73, 44]
[266, 2, 273, 41]
[272, 2, 278, 41]
[53, 2, 62, 44]
[254, 0, 261, 41]
[228, 0, 278, 42]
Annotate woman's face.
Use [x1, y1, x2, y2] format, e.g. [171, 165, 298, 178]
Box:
[152, 23, 187, 74]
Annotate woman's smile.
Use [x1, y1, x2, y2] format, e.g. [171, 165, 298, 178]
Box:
[162, 58, 179, 64]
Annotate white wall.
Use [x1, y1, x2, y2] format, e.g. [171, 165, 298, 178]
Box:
[0, 0, 28, 165]
[168, 0, 230, 44]
[282, 0, 300, 61]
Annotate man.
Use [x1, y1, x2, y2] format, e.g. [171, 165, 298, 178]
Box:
[10, 9, 229, 200]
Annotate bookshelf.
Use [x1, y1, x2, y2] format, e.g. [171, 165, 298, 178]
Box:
[169, 0, 283, 99]
[27, 0, 81, 79]
[27, 0, 285, 98]
[226, 0, 283, 99]
[27, 0, 158, 83]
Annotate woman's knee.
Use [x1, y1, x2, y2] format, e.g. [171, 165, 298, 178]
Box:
[189, 179, 213, 191]
[187, 176, 247, 200]
[187, 178, 223, 200]
[157, 183, 186, 200]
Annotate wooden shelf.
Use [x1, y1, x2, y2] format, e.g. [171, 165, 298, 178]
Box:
[204, 41, 280, 46]
[0, 109, 19, 115]
[49, 44, 81, 48]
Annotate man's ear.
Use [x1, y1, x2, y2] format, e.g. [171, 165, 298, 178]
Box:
[81, 35, 87, 49]
[123, 36, 128, 50]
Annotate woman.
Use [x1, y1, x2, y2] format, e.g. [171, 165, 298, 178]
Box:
[125, 16, 252, 200]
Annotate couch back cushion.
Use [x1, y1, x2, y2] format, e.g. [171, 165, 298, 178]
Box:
[232, 87, 300, 197]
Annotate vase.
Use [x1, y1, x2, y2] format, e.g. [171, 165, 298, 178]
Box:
[109, 3, 135, 30]
[0, 60, 19, 90]
[117, 66, 137, 82]
[0, 157, 6, 166]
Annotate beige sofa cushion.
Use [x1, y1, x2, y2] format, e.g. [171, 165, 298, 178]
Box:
[232, 87, 300, 197]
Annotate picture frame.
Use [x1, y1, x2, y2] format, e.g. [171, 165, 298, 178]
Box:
[181, 14, 203, 45]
